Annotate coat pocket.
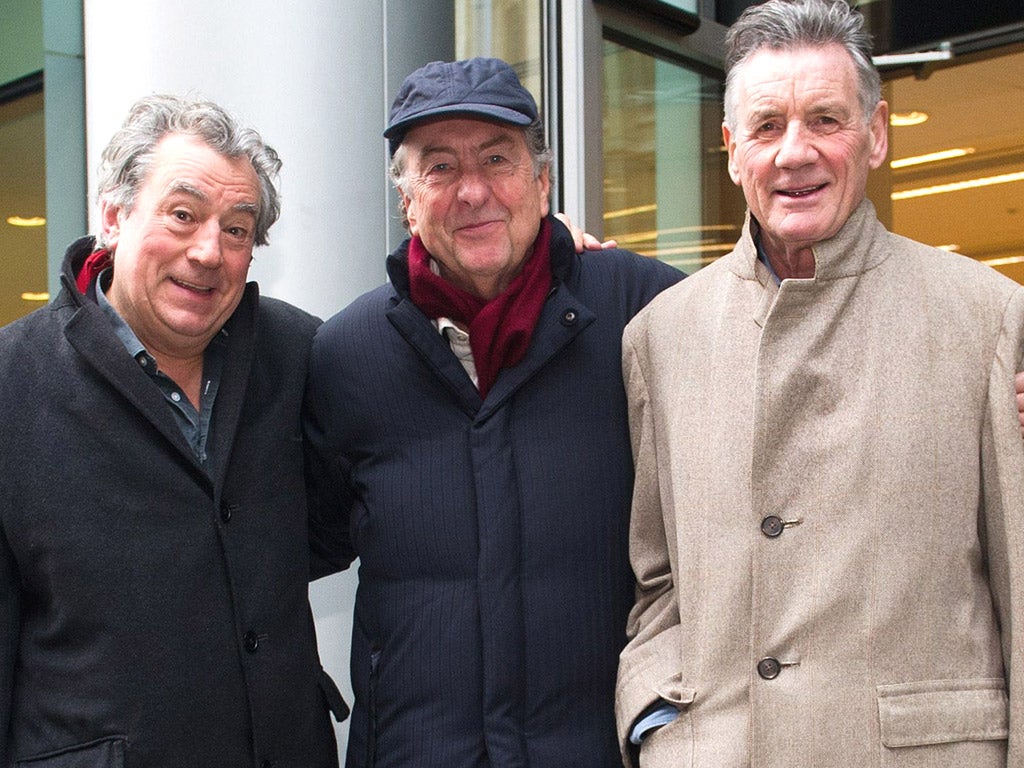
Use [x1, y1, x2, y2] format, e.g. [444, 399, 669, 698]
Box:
[15, 737, 126, 768]
[877, 677, 1008, 747]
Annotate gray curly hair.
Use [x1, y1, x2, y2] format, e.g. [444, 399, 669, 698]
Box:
[95, 94, 282, 247]
[723, 0, 881, 131]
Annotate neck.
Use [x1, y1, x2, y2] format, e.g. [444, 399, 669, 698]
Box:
[150, 348, 206, 408]
[766, 247, 815, 280]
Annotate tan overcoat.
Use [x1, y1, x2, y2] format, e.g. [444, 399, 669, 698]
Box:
[616, 201, 1024, 767]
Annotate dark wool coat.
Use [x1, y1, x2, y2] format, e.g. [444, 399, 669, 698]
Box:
[0, 237, 341, 768]
[304, 218, 683, 768]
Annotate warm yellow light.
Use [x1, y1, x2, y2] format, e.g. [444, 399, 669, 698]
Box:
[21, 292, 50, 301]
[7, 215, 47, 227]
[604, 204, 658, 220]
[936, 244, 960, 252]
[613, 224, 740, 246]
[890, 147, 975, 169]
[890, 111, 928, 127]
[891, 171, 1024, 200]
[981, 255, 1024, 268]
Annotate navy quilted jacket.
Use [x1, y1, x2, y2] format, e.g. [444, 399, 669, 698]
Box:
[305, 218, 682, 767]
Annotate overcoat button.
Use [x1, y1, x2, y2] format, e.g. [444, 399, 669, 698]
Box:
[220, 503, 235, 523]
[757, 657, 781, 679]
[244, 630, 260, 653]
[561, 309, 578, 326]
[760, 515, 784, 538]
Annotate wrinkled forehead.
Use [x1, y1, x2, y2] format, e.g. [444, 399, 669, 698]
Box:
[732, 44, 861, 109]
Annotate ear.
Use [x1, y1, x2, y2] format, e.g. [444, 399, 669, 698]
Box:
[867, 100, 889, 171]
[537, 165, 551, 218]
[722, 122, 742, 186]
[399, 188, 419, 237]
[100, 198, 124, 249]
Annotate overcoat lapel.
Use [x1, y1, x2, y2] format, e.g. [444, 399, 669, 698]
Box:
[205, 284, 259, 492]
[63, 299, 202, 475]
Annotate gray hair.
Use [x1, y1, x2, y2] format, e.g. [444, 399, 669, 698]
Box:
[388, 119, 553, 228]
[95, 94, 282, 248]
[723, 0, 881, 131]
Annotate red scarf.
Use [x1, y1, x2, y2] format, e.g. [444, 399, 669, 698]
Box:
[408, 218, 552, 399]
[76, 248, 113, 293]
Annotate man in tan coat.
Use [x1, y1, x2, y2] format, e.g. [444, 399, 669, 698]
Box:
[615, 0, 1024, 765]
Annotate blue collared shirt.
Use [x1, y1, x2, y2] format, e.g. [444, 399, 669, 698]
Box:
[756, 234, 783, 285]
[96, 271, 226, 467]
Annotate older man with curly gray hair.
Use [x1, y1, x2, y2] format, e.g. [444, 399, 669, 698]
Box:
[0, 94, 345, 767]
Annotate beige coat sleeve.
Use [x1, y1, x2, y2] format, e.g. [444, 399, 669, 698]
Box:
[615, 320, 692, 767]
[980, 286, 1024, 764]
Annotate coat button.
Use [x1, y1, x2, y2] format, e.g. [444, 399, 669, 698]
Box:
[244, 630, 260, 653]
[561, 309, 578, 326]
[760, 515, 784, 538]
[220, 502, 239, 523]
[757, 657, 781, 680]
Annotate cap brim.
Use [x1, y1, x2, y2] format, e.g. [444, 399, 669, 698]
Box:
[383, 103, 534, 139]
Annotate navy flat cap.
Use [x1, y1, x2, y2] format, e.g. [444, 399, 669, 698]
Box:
[384, 57, 539, 155]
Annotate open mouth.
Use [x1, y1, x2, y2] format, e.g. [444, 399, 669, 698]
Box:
[171, 277, 214, 294]
[779, 184, 826, 198]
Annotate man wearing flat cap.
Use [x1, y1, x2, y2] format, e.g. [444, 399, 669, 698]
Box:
[303, 57, 682, 767]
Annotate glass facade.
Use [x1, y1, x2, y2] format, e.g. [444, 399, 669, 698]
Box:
[0, 87, 47, 325]
[455, 0, 544, 100]
[602, 40, 744, 273]
[885, 45, 1024, 282]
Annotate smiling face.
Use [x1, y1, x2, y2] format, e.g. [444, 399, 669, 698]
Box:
[723, 44, 888, 264]
[102, 133, 260, 362]
[399, 118, 551, 300]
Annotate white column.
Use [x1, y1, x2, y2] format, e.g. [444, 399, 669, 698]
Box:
[83, 0, 390, 319]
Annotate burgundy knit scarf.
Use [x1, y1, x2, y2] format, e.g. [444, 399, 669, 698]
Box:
[76, 248, 112, 293]
[407, 218, 552, 399]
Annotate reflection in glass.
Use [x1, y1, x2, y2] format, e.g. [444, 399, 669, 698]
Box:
[1, 88, 48, 325]
[602, 41, 745, 274]
[455, 0, 543, 101]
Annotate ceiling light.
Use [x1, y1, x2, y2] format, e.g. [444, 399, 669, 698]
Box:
[891, 171, 1024, 200]
[7, 215, 46, 227]
[981, 255, 1024, 268]
[890, 148, 975, 169]
[890, 111, 929, 127]
[21, 292, 50, 301]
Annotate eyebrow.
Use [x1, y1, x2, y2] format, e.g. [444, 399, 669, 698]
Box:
[166, 181, 258, 216]
[167, 181, 209, 203]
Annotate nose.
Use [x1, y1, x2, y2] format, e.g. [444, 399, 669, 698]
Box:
[187, 220, 224, 267]
[775, 120, 818, 169]
[455, 167, 490, 207]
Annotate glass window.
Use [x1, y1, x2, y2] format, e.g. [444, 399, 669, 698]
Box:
[455, 0, 543, 100]
[1, 84, 48, 326]
[602, 40, 745, 273]
[882, 46, 1024, 283]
